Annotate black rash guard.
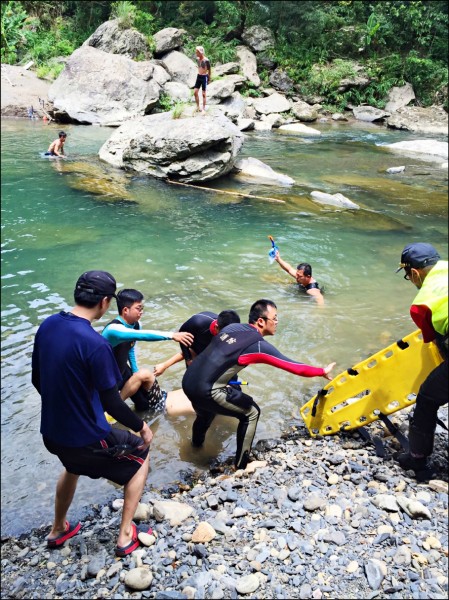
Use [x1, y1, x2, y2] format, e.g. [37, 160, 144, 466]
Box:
[179, 311, 217, 360]
[304, 282, 320, 290]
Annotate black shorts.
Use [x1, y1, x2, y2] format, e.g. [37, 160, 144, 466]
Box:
[43, 429, 149, 486]
[194, 74, 208, 91]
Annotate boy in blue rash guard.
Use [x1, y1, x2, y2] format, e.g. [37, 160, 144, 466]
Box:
[102, 289, 193, 412]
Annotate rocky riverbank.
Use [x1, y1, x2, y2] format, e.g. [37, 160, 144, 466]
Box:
[1, 408, 447, 600]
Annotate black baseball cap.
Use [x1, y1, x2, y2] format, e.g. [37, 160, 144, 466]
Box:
[396, 243, 440, 273]
[75, 270, 117, 297]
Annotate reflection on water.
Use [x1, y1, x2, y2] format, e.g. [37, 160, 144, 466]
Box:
[1, 118, 447, 535]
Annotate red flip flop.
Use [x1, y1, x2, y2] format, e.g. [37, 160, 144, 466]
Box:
[115, 523, 153, 557]
[47, 521, 81, 548]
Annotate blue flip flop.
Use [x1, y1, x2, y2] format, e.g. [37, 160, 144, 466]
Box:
[47, 521, 81, 548]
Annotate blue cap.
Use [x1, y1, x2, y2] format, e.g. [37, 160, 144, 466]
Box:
[396, 243, 440, 272]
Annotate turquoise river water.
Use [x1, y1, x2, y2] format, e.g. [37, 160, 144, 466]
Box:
[1, 117, 447, 536]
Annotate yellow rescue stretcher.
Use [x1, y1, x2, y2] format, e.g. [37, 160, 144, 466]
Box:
[300, 330, 443, 437]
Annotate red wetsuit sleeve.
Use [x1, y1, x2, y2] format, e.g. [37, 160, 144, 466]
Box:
[410, 304, 436, 343]
[238, 340, 325, 377]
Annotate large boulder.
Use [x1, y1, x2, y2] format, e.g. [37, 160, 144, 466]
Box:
[337, 74, 370, 92]
[242, 26, 275, 52]
[278, 123, 321, 136]
[99, 109, 245, 183]
[386, 106, 448, 135]
[236, 46, 260, 87]
[213, 62, 240, 77]
[207, 77, 237, 104]
[83, 19, 150, 59]
[162, 81, 191, 103]
[153, 27, 186, 55]
[382, 139, 448, 160]
[218, 92, 247, 121]
[311, 191, 360, 209]
[48, 46, 161, 125]
[352, 106, 390, 122]
[384, 83, 415, 113]
[233, 157, 294, 186]
[291, 100, 318, 122]
[161, 50, 197, 87]
[253, 93, 291, 115]
[269, 69, 295, 94]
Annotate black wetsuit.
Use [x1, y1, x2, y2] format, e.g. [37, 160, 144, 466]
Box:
[182, 323, 325, 469]
[179, 311, 217, 361]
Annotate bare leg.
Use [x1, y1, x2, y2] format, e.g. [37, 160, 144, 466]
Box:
[47, 470, 79, 539]
[194, 88, 200, 111]
[116, 453, 150, 548]
[165, 389, 196, 417]
[202, 91, 207, 114]
[120, 369, 155, 400]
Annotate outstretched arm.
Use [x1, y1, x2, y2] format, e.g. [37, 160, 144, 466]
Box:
[274, 250, 296, 278]
[238, 339, 336, 379]
[154, 351, 184, 377]
[102, 322, 193, 348]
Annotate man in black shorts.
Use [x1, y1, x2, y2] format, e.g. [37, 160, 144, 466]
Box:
[32, 271, 153, 556]
[194, 45, 211, 115]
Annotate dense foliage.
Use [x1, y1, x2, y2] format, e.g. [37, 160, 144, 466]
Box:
[1, 0, 447, 109]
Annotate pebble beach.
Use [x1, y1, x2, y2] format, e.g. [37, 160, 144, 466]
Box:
[1, 409, 448, 600]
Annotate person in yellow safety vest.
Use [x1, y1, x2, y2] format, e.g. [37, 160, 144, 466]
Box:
[395, 242, 448, 479]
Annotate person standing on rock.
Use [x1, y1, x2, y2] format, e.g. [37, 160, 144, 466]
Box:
[194, 46, 211, 115]
[395, 243, 448, 479]
[274, 249, 325, 305]
[32, 271, 153, 556]
[182, 299, 335, 469]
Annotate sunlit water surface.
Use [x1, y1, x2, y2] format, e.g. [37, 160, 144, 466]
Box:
[1, 118, 447, 535]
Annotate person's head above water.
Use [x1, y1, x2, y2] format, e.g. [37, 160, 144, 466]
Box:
[295, 262, 313, 285]
[58, 131, 67, 138]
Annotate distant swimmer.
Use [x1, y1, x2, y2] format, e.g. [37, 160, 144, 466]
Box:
[274, 249, 324, 305]
[45, 131, 67, 157]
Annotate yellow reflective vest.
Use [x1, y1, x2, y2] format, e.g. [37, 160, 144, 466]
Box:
[411, 260, 448, 343]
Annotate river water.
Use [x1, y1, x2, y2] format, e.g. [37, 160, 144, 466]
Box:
[1, 118, 447, 536]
